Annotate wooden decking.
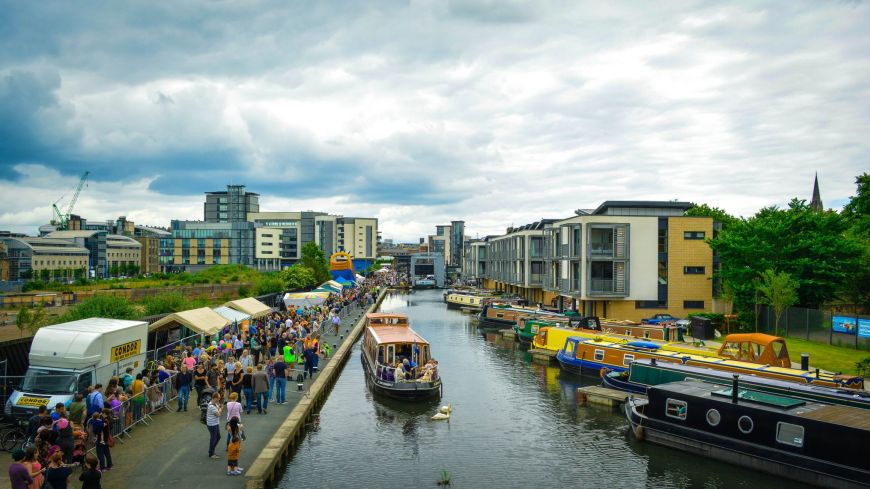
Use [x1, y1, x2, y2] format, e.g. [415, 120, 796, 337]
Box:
[576, 386, 645, 408]
[798, 404, 870, 431]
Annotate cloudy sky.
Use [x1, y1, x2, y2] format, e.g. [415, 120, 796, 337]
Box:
[1, 1, 868, 241]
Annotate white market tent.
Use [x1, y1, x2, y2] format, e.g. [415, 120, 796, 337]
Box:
[212, 306, 252, 324]
[148, 307, 230, 336]
[355, 274, 366, 283]
[223, 297, 273, 319]
[283, 291, 331, 308]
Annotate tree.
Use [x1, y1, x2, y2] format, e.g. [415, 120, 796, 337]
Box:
[842, 173, 870, 238]
[685, 203, 739, 229]
[710, 199, 863, 311]
[757, 269, 799, 337]
[281, 264, 317, 291]
[300, 242, 331, 283]
[39, 269, 50, 282]
[109, 265, 119, 277]
[15, 304, 48, 337]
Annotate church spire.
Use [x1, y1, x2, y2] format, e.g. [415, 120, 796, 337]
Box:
[810, 172, 823, 211]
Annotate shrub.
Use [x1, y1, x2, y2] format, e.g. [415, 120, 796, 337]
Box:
[59, 295, 138, 322]
[237, 285, 251, 297]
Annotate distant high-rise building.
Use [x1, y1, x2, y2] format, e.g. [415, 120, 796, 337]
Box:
[204, 185, 260, 223]
[810, 173, 823, 212]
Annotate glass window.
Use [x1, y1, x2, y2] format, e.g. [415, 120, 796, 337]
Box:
[684, 231, 705, 240]
[21, 367, 78, 394]
[684, 300, 705, 309]
[658, 261, 668, 284]
[623, 354, 635, 366]
[706, 409, 721, 427]
[658, 228, 668, 253]
[738, 415, 754, 434]
[565, 341, 575, 355]
[666, 398, 687, 420]
[775, 422, 804, 447]
[594, 349, 604, 361]
[683, 266, 706, 274]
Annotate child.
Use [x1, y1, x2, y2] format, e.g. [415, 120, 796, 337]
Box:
[79, 454, 102, 488]
[226, 417, 243, 476]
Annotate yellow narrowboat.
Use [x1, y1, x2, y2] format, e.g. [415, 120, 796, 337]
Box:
[532, 325, 720, 358]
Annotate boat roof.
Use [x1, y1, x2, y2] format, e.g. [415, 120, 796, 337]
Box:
[632, 359, 870, 403]
[654, 381, 870, 431]
[368, 325, 428, 345]
[722, 333, 785, 345]
[366, 313, 409, 322]
[569, 337, 844, 383]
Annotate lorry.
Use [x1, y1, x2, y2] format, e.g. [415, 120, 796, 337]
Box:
[5, 318, 148, 420]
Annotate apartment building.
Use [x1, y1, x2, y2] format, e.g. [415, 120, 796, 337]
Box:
[461, 239, 488, 283]
[315, 215, 378, 269]
[476, 201, 713, 322]
[204, 185, 259, 223]
[159, 220, 253, 272]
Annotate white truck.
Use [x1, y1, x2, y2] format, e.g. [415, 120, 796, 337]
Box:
[5, 317, 148, 419]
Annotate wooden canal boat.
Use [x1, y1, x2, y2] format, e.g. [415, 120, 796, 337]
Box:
[556, 336, 863, 389]
[445, 291, 495, 310]
[360, 313, 442, 400]
[626, 380, 870, 488]
[604, 359, 870, 409]
[476, 303, 574, 330]
[532, 324, 719, 358]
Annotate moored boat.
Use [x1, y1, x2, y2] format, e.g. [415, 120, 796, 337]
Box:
[625, 380, 870, 488]
[604, 359, 870, 409]
[476, 303, 566, 330]
[556, 336, 863, 389]
[445, 291, 495, 310]
[360, 313, 442, 400]
[533, 323, 719, 358]
[413, 275, 436, 289]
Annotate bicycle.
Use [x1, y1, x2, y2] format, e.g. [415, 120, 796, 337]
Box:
[0, 421, 27, 452]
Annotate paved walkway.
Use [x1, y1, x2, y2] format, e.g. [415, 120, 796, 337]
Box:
[100, 305, 369, 489]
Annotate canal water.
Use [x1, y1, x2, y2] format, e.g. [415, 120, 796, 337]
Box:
[280, 290, 808, 488]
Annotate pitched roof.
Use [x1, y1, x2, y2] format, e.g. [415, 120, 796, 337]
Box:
[149, 307, 230, 335]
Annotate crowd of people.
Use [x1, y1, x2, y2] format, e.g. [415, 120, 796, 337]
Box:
[8, 277, 387, 487]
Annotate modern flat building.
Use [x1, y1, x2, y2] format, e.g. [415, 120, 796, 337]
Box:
[461, 238, 488, 284]
[476, 201, 714, 322]
[1, 236, 89, 281]
[0, 241, 9, 281]
[204, 185, 259, 223]
[315, 215, 378, 270]
[159, 220, 254, 272]
[247, 212, 312, 271]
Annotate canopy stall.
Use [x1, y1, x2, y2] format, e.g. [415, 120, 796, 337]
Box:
[335, 276, 354, 286]
[148, 307, 230, 336]
[213, 306, 252, 324]
[355, 274, 366, 283]
[318, 282, 343, 294]
[223, 297, 273, 319]
[283, 291, 331, 308]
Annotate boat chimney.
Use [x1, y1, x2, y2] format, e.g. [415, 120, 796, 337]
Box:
[732, 374, 739, 404]
[651, 358, 656, 366]
[815, 368, 820, 379]
[800, 353, 809, 371]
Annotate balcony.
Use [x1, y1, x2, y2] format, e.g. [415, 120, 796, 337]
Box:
[529, 273, 544, 286]
[588, 278, 627, 296]
[589, 243, 613, 258]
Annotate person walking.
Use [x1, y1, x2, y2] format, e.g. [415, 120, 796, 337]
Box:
[206, 392, 222, 459]
[264, 358, 275, 402]
[273, 357, 288, 405]
[176, 365, 193, 412]
[241, 367, 254, 415]
[193, 363, 208, 408]
[252, 364, 269, 414]
[78, 455, 101, 489]
[224, 393, 242, 448]
[226, 417, 243, 476]
[90, 412, 112, 472]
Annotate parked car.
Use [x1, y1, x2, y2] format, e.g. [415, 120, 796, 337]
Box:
[641, 313, 680, 325]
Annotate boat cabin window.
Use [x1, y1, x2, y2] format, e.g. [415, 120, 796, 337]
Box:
[738, 415, 754, 434]
[775, 422, 804, 447]
[594, 349, 604, 362]
[624, 329, 631, 336]
[643, 331, 651, 339]
[705, 409, 721, 427]
[665, 398, 688, 420]
[496, 313, 504, 318]
[564, 341, 575, 355]
[623, 354, 635, 366]
[387, 345, 395, 365]
[378, 346, 385, 364]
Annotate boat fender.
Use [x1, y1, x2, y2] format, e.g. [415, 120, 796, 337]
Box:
[633, 424, 645, 440]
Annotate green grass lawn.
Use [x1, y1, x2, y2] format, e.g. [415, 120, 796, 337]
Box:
[784, 336, 870, 375]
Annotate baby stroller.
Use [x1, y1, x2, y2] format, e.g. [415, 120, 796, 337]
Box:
[199, 387, 216, 424]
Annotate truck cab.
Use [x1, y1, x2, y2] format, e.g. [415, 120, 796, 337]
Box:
[5, 318, 148, 420]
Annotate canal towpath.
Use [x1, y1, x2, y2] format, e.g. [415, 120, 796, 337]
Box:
[0, 298, 375, 489]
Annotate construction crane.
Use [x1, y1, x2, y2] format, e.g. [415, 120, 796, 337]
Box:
[51, 171, 90, 231]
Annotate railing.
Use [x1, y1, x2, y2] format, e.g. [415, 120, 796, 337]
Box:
[529, 273, 544, 286]
[589, 244, 613, 256]
[589, 279, 614, 293]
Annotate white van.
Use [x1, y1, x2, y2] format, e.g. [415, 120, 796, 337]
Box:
[5, 318, 148, 419]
